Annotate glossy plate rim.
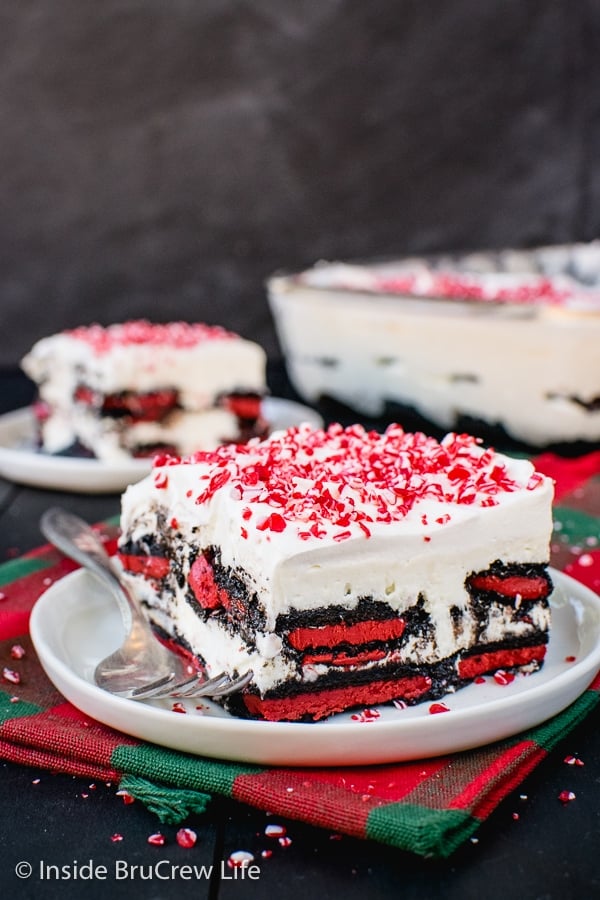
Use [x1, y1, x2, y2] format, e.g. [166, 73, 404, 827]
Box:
[29, 568, 600, 767]
[0, 398, 324, 493]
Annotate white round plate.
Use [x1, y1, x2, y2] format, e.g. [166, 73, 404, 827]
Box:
[30, 568, 600, 767]
[0, 398, 323, 494]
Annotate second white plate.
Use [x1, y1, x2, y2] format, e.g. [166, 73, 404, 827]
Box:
[0, 398, 324, 494]
[29, 568, 600, 767]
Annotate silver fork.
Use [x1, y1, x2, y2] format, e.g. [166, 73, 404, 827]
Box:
[39, 507, 253, 701]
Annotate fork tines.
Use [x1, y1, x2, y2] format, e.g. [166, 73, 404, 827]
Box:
[130, 669, 253, 702]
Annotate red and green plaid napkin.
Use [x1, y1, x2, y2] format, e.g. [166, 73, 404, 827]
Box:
[0, 451, 599, 859]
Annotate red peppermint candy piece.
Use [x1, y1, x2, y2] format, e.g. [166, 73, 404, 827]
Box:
[2, 668, 20, 685]
[176, 828, 197, 849]
[256, 513, 287, 533]
[493, 669, 516, 686]
[227, 850, 255, 869]
[564, 755, 585, 767]
[265, 824, 287, 839]
[429, 702, 450, 715]
[147, 832, 166, 846]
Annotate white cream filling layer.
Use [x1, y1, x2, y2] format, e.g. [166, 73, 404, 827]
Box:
[127, 570, 550, 695]
[39, 406, 241, 461]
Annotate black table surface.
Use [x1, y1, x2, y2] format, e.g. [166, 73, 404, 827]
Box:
[1, 367, 599, 900]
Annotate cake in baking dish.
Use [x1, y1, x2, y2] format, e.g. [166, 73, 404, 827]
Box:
[21, 320, 267, 462]
[118, 422, 554, 722]
[267, 242, 600, 447]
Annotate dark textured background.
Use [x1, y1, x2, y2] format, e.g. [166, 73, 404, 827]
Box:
[1, 0, 598, 366]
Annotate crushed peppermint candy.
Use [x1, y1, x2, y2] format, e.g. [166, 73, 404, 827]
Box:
[147, 832, 166, 846]
[577, 553, 594, 568]
[152, 424, 544, 544]
[314, 267, 575, 307]
[350, 707, 381, 723]
[564, 755, 585, 767]
[558, 790, 576, 804]
[2, 667, 21, 685]
[67, 320, 237, 352]
[493, 669, 516, 686]
[377, 272, 573, 305]
[265, 824, 287, 839]
[10, 644, 26, 659]
[176, 827, 197, 848]
[429, 702, 451, 714]
[227, 850, 255, 869]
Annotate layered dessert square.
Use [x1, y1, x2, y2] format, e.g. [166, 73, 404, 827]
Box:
[268, 242, 600, 447]
[118, 422, 554, 722]
[21, 320, 267, 461]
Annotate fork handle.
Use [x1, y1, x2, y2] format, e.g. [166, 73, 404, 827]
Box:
[40, 507, 135, 629]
